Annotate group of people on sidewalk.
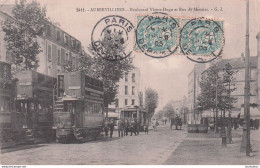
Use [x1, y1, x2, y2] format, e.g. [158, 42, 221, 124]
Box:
[104, 118, 150, 138]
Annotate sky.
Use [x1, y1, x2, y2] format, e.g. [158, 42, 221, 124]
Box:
[1, 0, 260, 111]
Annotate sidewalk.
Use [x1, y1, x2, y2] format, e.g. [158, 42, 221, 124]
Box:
[164, 128, 260, 165]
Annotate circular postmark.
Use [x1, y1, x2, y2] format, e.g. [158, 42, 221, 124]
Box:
[180, 18, 224, 63]
[135, 12, 179, 58]
[91, 15, 134, 61]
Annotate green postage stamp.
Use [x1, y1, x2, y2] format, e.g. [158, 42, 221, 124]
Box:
[135, 12, 180, 58]
[135, 14, 224, 62]
[180, 18, 224, 63]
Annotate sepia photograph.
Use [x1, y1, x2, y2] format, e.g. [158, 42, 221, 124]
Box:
[0, 0, 259, 166]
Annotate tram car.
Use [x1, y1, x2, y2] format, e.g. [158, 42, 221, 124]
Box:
[0, 62, 25, 148]
[120, 107, 148, 131]
[14, 70, 56, 142]
[53, 71, 104, 143]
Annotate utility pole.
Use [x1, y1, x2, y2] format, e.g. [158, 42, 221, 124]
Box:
[215, 74, 219, 133]
[193, 70, 196, 124]
[240, 0, 251, 156]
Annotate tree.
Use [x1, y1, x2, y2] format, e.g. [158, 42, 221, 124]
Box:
[197, 63, 237, 133]
[163, 101, 175, 119]
[154, 110, 164, 120]
[222, 63, 237, 143]
[197, 64, 226, 132]
[145, 88, 159, 122]
[78, 31, 134, 108]
[2, 0, 46, 71]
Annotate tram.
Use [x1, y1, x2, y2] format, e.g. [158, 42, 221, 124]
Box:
[0, 62, 24, 148]
[14, 70, 56, 142]
[53, 71, 104, 143]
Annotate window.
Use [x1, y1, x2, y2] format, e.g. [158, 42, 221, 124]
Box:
[132, 86, 135, 95]
[6, 51, 12, 63]
[132, 73, 135, 82]
[115, 99, 119, 107]
[125, 73, 128, 82]
[116, 85, 119, 93]
[48, 45, 52, 61]
[46, 25, 51, 36]
[132, 99, 135, 105]
[57, 49, 61, 65]
[125, 85, 128, 95]
[56, 30, 61, 41]
[65, 52, 69, 61]
[61, 48, 65, 63]
[125, 99, 128, 105]
[64, 35, 69, 45]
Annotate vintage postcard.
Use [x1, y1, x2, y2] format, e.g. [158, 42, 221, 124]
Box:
[0, 0, 259, 166]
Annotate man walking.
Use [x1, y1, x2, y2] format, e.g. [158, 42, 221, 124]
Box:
[118, 119, 124, 137]
[104, 118, 109, 136]
[109, 119, 114, 138]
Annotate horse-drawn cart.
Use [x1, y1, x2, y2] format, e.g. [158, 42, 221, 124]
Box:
[170, 116, 182, 130]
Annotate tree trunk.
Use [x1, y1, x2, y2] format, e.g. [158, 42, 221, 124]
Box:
[227, 81, 232, 143]
[227, 112, 233, 143]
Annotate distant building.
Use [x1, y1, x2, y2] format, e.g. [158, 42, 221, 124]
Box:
[170, 96, 189, 124]
[0, 5, 83, 77]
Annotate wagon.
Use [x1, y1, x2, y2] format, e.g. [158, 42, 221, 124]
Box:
[170, 116, 182, 130]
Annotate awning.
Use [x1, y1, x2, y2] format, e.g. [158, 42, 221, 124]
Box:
[107, 112, 119, 118]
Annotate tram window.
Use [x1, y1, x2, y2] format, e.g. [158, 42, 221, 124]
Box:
[0, 101, 3, 111]
[84, 102, 88, 114]
[93, 104, 96, 114]
[30, 103, 35, 110]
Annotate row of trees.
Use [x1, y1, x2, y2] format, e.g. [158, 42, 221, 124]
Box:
[196, 63, 237, 141]
[2, 0, 160, 122]
[196, 63, 237, 115]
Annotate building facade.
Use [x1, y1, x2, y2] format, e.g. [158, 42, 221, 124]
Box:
[0, 5, 83, 78]
[187, 31, 260, 124]
[108, 67, 141, 120]
[187, 63, 206, 124]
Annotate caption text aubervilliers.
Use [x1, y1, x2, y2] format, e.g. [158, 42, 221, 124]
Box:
[76, 7, 223, 12]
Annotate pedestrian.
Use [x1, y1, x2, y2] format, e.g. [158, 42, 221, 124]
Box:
[130, 119, 137, 136]
[109, 119, 114, 138]
[153, 119, 158, 131]
[136, 120, 140, 135]
[118, 119, 124, 137]
[118, 119, 122, 137]
[120, 119, 125, 137]
[144, 122, 149, 135]
[124, 120, 129, 136]
[104, 118, 109, 136]
[156, 119, 159, 131]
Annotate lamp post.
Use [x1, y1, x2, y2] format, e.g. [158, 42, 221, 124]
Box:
[214, 75, 219, 133]
[240, 0, 251, 156]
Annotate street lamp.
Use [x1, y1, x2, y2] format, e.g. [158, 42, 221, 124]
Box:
[240, 0, 252, 156]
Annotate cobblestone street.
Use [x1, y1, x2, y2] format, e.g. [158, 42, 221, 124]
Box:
[1, 124, 187, 165]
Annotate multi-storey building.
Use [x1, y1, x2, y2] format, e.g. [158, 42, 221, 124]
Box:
[188, 31, 260, 124]
[187, 64, 206, 124]
[108, 67, 147, 124]
[0, 5, 83, 78]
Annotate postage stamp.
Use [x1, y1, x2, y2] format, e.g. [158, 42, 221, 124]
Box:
[180, 18, 224, 63]
[91, 15, 134, 61]
[135, 12, 180, 58]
